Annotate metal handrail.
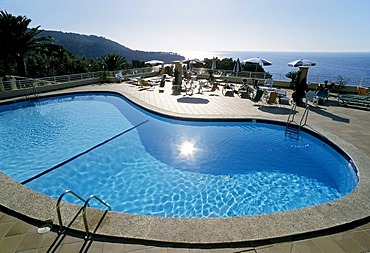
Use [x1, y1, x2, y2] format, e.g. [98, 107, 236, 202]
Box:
[285, 103, 310, 139]
[82, 195, 111, 240]
[299, 104, 310, 127]
[56, 190, 87, 233]
[286, 103, 297, 124]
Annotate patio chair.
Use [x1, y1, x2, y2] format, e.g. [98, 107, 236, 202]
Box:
[266, 91, 278, 105]
[115, 71, 123, 83]
[305, 91, 318, 105]
[196, 80, 205, 94]
[264, 78, 273, 88]
[358, 86, 369, 96]
[238, 84, 251, 99]
[316, 89, 330, 105]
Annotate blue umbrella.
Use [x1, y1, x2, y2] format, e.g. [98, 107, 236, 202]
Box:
[233, 58, 241, 76]
[243, 57, 272, 66]
[288, 59, 316, 67]
[243, 57, 272, 72]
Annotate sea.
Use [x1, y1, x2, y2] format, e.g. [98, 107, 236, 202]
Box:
[176, 51, 370, 86]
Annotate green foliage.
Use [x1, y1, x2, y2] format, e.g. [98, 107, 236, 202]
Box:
[285, 71, 298, 81]
[164, 66, 173, 75]
[336, 75, 348, 90]
[286, 71, 299, 89]
[0, 11, 53, 76]
[131, 60, 146, 69]
[203, 58, 235, 70]
[25, 48, 100, 77]
[0, 11, 183, 78]
[242, 63, 264, 72]
[99, 53, 127, 71]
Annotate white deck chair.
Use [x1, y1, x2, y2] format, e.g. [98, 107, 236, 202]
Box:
[264, 78, 273, 88]
[305, 91, 318, 105]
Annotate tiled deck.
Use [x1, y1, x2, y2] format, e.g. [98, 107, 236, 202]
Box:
[1, 81, 370, 252]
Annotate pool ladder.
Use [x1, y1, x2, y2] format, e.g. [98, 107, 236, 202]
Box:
[285, 103, 310, 139]
[49, 190, 111, 252]
[19, 78, 40, 101]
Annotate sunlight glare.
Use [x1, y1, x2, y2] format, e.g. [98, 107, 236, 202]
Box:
[179, 141, 196, 157]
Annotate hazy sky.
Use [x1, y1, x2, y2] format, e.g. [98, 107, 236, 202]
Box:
[2, 0, 370, 55]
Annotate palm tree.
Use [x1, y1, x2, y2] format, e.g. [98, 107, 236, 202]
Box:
[100, 53, 127, 71]
[0, 11, 52, 76]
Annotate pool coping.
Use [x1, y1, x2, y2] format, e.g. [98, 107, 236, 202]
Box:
[1, 89, 370, 246]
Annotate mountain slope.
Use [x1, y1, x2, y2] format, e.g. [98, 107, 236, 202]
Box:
[40, 30, 184, 63]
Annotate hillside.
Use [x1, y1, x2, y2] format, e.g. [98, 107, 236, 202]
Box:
[40, 30, 185, 63]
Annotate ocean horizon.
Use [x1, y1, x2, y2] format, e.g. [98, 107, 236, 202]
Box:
[176, 50, 370, 86]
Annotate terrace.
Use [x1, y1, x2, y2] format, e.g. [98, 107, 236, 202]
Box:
[0, 70, 370, 252]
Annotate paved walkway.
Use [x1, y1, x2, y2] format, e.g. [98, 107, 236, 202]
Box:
[1, 81, 370, 252]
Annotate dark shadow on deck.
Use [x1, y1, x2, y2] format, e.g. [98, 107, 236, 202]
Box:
[177, 97, 209, 104]
[258, 106, 295, 115]
[310, 106, 350, 123]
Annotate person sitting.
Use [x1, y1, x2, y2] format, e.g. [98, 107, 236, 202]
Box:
[315, 81, 334, 105]
[316, 83, 326, 92]
[252, 78, 259, 89]
[239, 79, 250, 92]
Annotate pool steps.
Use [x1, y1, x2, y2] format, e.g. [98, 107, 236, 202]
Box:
[285, 103, 310, 139]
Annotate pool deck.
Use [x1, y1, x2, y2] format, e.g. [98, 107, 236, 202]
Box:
[1, 81, 370, 252]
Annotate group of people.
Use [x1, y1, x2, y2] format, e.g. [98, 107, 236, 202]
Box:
[293, 79, 335, 105]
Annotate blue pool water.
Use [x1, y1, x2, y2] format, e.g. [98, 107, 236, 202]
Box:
[0, 93, 358, 218]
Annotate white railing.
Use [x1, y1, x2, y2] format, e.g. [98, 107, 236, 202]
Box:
[0, 67, 161, 93]
[194, 68, 369, 86]
[1, 66, 368, 94]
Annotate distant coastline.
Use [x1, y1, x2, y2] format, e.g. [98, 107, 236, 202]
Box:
[177, 50, 370, 86]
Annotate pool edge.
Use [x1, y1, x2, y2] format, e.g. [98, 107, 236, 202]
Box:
[1, 90, 370, 245]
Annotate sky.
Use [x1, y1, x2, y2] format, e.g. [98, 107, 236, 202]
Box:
[1, 0, 370, 56]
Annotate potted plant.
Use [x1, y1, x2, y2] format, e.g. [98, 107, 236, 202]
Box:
[286, 71, 298, 89]
[335, 75, 348, 94]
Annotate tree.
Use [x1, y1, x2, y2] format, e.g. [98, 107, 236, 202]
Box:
[131, 60, 146, 69]
[0, 11, 53, 77]
[25, 47, 100, 77]
[99, 53, 127, 71]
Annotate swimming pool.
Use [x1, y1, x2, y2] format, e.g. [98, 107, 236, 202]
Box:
[0, 93, 358, 218]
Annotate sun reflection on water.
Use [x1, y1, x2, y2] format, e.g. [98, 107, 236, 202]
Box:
[179, 140, 196, 157]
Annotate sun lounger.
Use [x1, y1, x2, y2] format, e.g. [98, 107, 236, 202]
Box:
[338, 94, 370, 110]
[358, 86, 369, 96]
[138, 79, 155, 91]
